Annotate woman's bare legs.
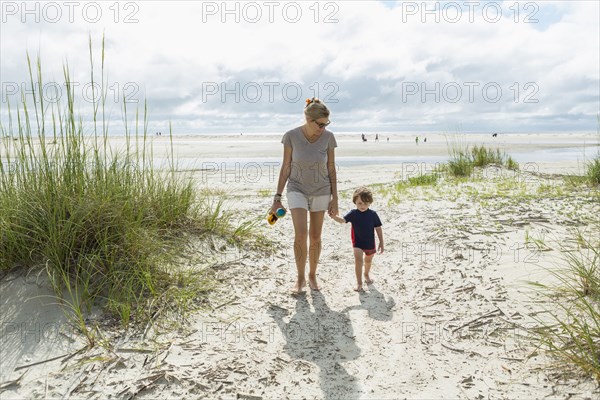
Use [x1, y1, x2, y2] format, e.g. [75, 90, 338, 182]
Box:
[290, 208, 308, 293]
[308, 211, 326, 290]
[290, 209, 326, 292]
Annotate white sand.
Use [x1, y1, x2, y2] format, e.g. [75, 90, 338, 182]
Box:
[1, 132, 599, 399]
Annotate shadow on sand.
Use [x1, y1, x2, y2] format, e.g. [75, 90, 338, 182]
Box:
[343, 284, 396, 322]
[0, 272, 82, 383]
[269, 291, 361, 399]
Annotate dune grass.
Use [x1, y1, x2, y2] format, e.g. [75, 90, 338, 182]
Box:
[529, 226, 600, 380]
[530, 118, 599, 378]
[408, 173, 439, 186]
[446, 143, 518, 177]
[0, 38, 256, 345]
[385, 140, 519, 203]
[584, 114, 600, 185]
[586, 157, 600, 185]
[446, 147, 474, 177]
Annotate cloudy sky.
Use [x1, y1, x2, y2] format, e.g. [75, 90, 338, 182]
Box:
[1, 1, 598, 134]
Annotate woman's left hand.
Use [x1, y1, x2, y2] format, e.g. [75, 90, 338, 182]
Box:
[328, 198, 338, 217]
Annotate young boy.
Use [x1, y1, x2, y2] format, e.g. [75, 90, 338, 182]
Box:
[330, 187, 384, 291]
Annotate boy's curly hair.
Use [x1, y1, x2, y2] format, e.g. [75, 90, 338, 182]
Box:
[352, 186, 374, 204]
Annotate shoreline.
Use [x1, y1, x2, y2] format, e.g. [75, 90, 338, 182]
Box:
[3, 132, 598, 172]
[146, 131, 599, 176]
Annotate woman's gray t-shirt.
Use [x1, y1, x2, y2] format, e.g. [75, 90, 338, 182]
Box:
[281, 127, 337, 196]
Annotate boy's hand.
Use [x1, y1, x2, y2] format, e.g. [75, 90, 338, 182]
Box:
[378, 243, 384, 254]
[329, 213, 346, 224]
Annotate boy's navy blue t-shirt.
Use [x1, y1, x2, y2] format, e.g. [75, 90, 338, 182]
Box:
[343, 209, 382, 250]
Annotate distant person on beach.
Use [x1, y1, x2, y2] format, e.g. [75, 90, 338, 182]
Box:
[424, 137, 427, 143]
[375, 134, 379, 142]
[361, 133, 367, 142]
[415, 136, 419, 145]
[271, 98, 338, 294]
[330, 186, 384, 292]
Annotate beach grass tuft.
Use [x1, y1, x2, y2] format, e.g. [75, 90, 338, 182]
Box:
[530, 225, 600, 380]
[470, 144, 505, 167]
[447, 151, 474, 177]
[506, 156, 519, 171]
[446, 140, 517, 177]
[586, 113, 600, 185]
[0, 37, 255, 341]
[408, 173, 438, 186]
[585, 157, 600, 185]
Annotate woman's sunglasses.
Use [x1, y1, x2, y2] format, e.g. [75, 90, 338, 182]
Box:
[313, 120, 331, 129]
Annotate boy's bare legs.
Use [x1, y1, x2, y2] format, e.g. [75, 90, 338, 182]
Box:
[364, 253, 375, 284]
[308, 211, 325, 290]
[353, 248, 364, 291]
[291, 208, 308, 293]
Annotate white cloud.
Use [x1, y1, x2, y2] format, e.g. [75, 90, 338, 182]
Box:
[0, 0, 598, 133]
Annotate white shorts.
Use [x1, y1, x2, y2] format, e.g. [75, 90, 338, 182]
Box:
[287, 191, 330, 212]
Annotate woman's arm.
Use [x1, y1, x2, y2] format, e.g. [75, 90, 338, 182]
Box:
[327, 147, 338, 216]
[271, 145, 292, 213]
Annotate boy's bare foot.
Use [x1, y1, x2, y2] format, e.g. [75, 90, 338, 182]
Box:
[354, 284, 363, 292]
[308, 276, 320, 291]
[291, 279, 306, 295]
[364, 274, 374, 284]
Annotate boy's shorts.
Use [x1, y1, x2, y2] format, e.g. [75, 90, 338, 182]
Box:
[355, 247, 376, 256]
[287, 191, 330, 212]
[363, 248, 377, 256]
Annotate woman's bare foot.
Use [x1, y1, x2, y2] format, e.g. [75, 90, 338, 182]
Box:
[291, 278, 306, 294]
[308, 275, 320, 291]
[364, 274, 374, 284]
[354, 284, 363, 292]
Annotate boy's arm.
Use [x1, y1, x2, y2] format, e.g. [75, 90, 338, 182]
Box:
[375, 226, 384, 252]
[330, 214, 346, 224]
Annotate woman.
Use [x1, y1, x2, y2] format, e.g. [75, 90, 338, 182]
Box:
[271, 98, 338, 294]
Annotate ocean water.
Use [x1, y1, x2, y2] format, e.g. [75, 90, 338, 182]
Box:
[158, 144, 598, 171]
[4, 131, 597, 171]
[511, 146, 598, 163]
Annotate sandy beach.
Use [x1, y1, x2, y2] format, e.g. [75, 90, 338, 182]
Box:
[1, 131, 599, 399]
